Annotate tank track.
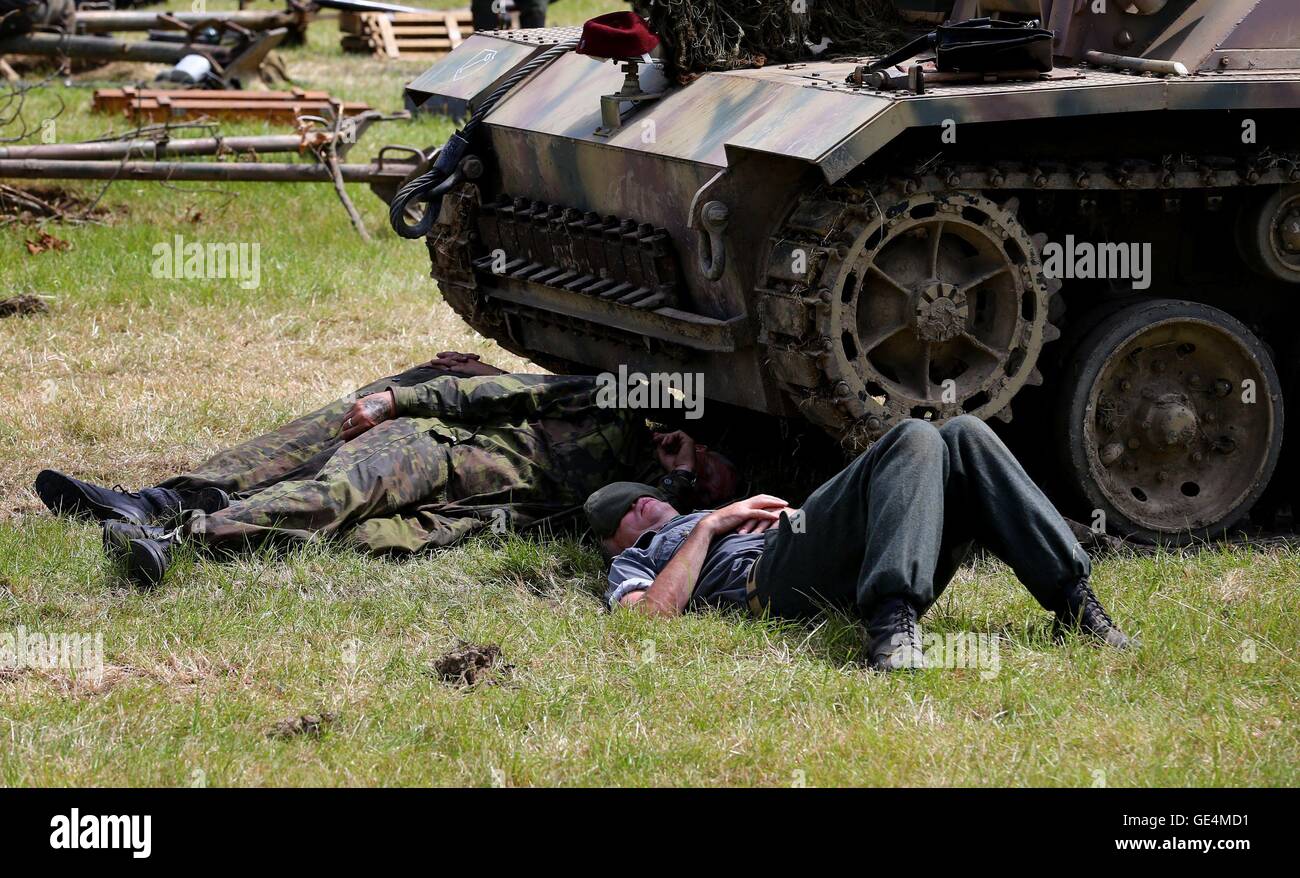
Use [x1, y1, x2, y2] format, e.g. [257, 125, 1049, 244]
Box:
[758, 153, 1300, 448]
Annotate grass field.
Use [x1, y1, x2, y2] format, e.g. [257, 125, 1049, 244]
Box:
[1, 2, 1298, 787]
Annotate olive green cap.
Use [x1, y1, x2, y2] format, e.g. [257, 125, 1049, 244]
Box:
[584, 482, 667, 539]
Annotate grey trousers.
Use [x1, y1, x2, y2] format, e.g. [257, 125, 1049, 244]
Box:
[751, 416, 1089, 619]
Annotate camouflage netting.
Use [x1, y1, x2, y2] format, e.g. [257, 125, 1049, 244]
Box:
[630, 0, 928, 83]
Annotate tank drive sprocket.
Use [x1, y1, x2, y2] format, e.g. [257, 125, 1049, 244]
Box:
[759, 187, 1062, 447]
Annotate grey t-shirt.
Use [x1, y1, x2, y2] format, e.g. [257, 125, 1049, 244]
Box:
[604, 512, 766, 611]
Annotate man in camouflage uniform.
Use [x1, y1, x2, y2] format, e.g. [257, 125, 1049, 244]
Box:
[35, 353, 737, 587]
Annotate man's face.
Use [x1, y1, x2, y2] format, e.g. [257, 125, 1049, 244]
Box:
[694, 447, 738, 506]
[606, 495, 678, 555]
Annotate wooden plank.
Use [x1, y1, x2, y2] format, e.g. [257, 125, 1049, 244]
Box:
[344, 10, 473, 24]
[444, 12, 463, 50]
[94, 88, 334, 102]
[374, 14, 400, 59]
[387, 38, 454, 49]
[339, 7, 475, 55]
[91, 88, 370, 121]
[390, 11, 472, 23]
[113, 100, 364, 110]
[384, 26, 452, 36]
[339, 7, 478, 60]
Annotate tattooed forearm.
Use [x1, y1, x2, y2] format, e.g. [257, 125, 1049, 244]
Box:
[360, 395, 392, 423]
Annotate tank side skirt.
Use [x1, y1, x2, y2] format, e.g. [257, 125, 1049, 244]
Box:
[818, 75, 1300, 185]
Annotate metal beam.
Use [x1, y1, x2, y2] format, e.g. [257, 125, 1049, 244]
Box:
[0, 159, 417, 184]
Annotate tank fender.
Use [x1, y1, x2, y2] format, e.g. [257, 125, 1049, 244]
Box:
[404, 33, 552, 117]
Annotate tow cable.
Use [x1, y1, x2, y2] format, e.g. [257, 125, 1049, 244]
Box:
[389, 38, 580, 239]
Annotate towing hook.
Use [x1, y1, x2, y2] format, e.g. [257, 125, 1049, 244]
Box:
[697, 200, 730, 281]
[430, 153, 483, 203]
[421, 166, 466, 224]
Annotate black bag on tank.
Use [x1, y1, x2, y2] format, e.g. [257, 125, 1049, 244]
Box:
[867, 17, 1055, 74]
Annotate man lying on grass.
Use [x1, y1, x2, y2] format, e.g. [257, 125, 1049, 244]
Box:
[35, 352, 737, 588]
[586, 415, 1135, 672]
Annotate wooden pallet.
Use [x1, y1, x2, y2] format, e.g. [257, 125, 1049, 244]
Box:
[339, 10, 502, 60]
[91, 87, 371, 122]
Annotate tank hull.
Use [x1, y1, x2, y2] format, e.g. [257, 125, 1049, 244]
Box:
[405, 2, 1300, 540]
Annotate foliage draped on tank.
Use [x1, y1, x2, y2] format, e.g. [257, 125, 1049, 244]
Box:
[630, 0, 925, 83]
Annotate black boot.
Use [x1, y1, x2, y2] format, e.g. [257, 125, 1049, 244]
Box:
[35, 469, 182, 525]
[125, 537, 175, 589]
[1053, 579, 1137, 649]
[865, 597, 927, 672]
[193, 486, 231, 514]
[102, 520, 167, 560]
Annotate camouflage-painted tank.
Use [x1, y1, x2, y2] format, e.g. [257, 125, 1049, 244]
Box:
[402, 0, 1300, 543]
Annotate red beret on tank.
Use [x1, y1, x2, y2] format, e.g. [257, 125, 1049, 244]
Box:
[576, 11, 660, 59]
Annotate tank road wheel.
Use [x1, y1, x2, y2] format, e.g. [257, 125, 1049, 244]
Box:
[1057, 300, 1284, 543]
[761, 190, 1060, 446]
[1238, 184, 1300, 284]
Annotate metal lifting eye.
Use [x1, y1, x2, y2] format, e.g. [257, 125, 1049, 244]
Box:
[697, 200, 729, 281]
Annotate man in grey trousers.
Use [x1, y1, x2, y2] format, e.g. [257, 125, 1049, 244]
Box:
[586, 416, 1135, 672]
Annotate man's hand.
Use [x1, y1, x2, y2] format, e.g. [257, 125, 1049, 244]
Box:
[340, 390, 395, 441]
[702, 494, 790, 536]
[630, 494, 791, 618]
[652, 430, 697, 473]
[427, 351, 506, 377]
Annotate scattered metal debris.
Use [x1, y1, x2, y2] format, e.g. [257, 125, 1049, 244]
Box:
[0, 111, 424, 237]
[0, 24, 286, 88]
[2, 111, 394, 161]
[74, 4, 317, 46]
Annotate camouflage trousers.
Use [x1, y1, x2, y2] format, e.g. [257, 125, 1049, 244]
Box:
[160, 363, 450, 498]
[159, 364, 491, 553]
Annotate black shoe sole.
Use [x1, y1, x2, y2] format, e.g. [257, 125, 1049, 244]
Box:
[126, 539, 169, 588]
[1052, 616, 1135, 650]
[35, 469, 148, 525]
[867, 651, 928, 672]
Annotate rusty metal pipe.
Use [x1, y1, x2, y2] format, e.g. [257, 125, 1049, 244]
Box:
[313, 0, 426, 14]
[0, 33, 193, 63]
[0, 136, 313, 161]
[74, 11, 300, 33]
[1084, 50, 1190, 76]
[0, 159, 417, 183]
